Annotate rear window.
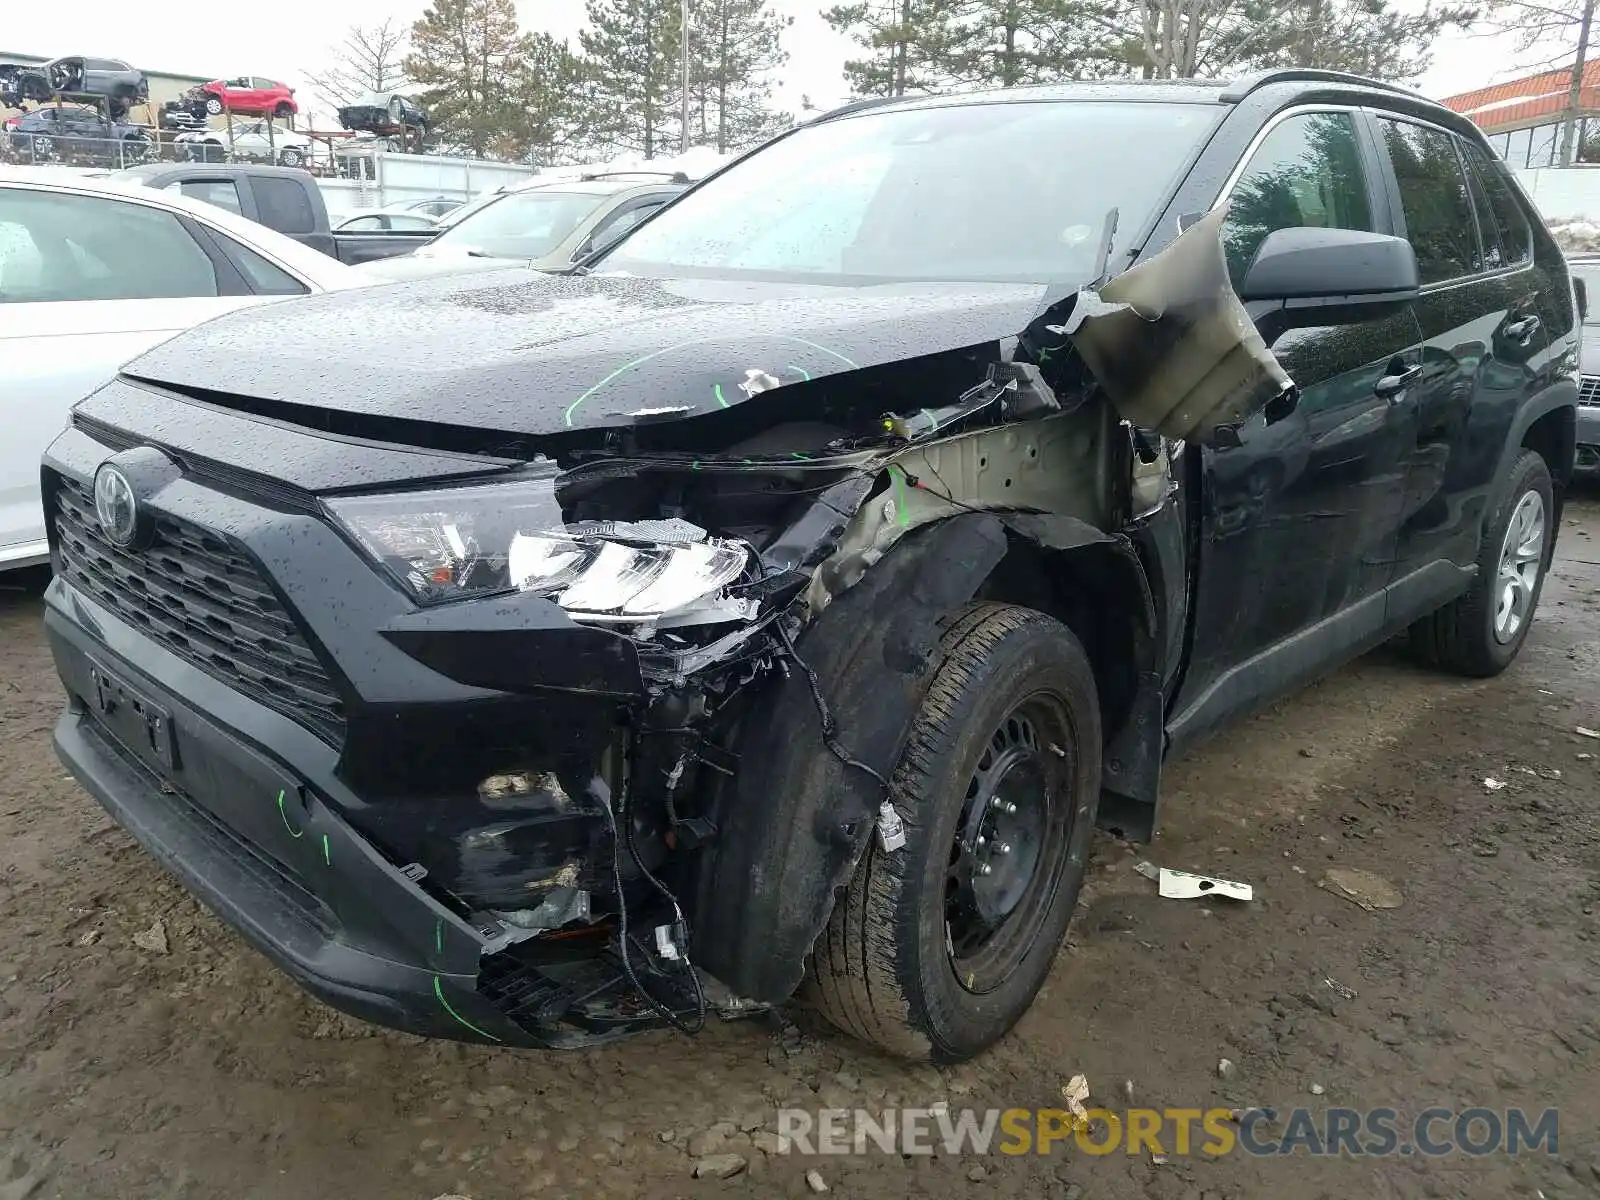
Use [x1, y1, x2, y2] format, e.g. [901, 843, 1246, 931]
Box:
[252, 176, 315, 235]
[429, 190, 609, 259]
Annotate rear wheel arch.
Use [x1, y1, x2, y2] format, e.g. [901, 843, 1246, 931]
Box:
[1521, 403, 1575, 494]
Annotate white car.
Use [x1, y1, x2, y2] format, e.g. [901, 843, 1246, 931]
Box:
[176, 121, 313, 168]
[0, 168, 362, 570]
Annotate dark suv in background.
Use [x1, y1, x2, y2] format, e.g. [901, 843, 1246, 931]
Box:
[1562, 252, 1600, 477]
[42, 70, 1576, 1063]
[5, 106, 150, 165]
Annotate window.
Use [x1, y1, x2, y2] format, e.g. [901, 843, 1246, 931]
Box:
[252, 176, 315, 234]
[1460, 147, 1501, 270]
[340, 215, 384, 230]
[430, 190, 613, 259]
[588, 200, 666, 253]
[386, 213, 438, 231]
[168, 179, 244, 217]
[1462, 143, 1532, 268]
[1378, 118, 1479, 284]
[1490, 132, 1510, 160]
[1505, 127, 1533, 168]
[603, 100, 1223, 284]
[218, 238, 308, 295]
[1221, 111, 1373, 286]
[0, 187, 218, 303]
[1528, 122, 1558, 167]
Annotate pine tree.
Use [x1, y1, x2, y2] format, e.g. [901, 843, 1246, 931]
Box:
[822, 0, 966, 95]
[580, 0, 685, 158]
[404, 0, 529, 157]
[498, 34, 588, 164]
[690, 0, 793, 151]
[1080, 0, 1474, 82]
[941, 0, 1125, 87]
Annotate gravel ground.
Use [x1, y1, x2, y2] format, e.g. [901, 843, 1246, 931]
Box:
[0, 495, 1596, 1200]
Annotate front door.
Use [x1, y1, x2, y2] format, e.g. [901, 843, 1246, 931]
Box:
[1175, 109, 1424, 733]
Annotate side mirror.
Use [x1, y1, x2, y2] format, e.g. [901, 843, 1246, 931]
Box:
[1574, 274, 1588, 322]
[1239, 227, 1419, 304]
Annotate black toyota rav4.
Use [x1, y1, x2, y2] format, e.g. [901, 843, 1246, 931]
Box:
[43, 70, 1578, 1062]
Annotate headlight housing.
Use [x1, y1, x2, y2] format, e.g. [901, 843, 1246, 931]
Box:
[324, 474, 753, 623]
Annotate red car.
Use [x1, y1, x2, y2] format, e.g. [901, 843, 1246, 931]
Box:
[201, 76, 298, 118]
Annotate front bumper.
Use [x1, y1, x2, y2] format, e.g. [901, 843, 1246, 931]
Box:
[1577, 405, 1600, 477]
[48, 582, 553, 1045]
[47, 577, 676, 1051]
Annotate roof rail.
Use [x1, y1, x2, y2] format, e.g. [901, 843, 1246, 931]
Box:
[808, 95, 906, 123]
[1218, 69, 1424, 103]
[578, 169, 691, 183]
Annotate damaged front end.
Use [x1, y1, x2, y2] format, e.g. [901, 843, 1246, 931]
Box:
[333, 206, 1294, 1038]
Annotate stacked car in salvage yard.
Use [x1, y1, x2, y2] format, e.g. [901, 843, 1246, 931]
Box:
[22, 68, 1581, 1072]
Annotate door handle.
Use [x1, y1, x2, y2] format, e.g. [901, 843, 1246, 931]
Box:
[1504, 314, 1541, 344]
[1374, 364, 1423, 401]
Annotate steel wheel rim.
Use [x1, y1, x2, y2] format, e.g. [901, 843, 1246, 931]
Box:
[944, 692, 1074, 994]
[1494, 488, 1545, 644]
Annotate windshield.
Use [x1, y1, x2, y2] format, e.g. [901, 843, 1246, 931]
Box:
[427, 190, 606, 258]
[1570, 263, 1600, 325]
[599, 99, 1221, 284]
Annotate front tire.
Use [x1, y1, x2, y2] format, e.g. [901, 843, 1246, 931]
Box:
[204, 96, 223, 115]
[807, 603, 1101, 1062]
[1410, 448, 1553, 676]
[279, 146, 303, 167]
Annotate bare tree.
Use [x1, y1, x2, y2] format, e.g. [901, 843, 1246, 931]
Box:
[304, 20, 411, 109]
[1486, 0, 1599, 165]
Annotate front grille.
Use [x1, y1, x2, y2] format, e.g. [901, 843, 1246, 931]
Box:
[53, 476, 346, 745]
[1580, 374, 1600, 407]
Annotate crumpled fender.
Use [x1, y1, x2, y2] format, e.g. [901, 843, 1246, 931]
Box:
[686, 513, 1009, 1004]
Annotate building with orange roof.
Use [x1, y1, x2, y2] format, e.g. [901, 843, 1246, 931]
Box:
[1441, 60, 1600, 168]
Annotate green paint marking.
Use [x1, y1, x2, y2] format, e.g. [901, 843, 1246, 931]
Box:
[563, 346, 681, 427]
[713, 382, 729, 408]
[785, 336, 858, 369]
[791, 452, 809, 460]
[890, 466, 910, 528]
[276, 789, 304, 839]
[435, 920, 444, 954]
[434, 975, 501, 1042]
[564, 336, 858, 427]
[786, 363, 812, 381]
[321, 834, 331, 867]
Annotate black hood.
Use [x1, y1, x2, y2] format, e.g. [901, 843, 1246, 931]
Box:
[122, 270, 1048, 437]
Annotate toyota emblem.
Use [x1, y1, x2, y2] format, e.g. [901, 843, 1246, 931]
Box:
[93, 464, 140, 548]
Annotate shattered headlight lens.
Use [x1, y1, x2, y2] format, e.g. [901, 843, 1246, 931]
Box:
[324, 475, 751, 621]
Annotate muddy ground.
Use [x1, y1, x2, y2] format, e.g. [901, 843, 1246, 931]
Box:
[0, 497, 1597, 1200]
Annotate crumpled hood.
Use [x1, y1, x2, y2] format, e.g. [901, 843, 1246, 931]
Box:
[121, 269, 1048, 436]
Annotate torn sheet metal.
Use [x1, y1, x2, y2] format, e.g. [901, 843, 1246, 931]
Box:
[1056, 206, 1294, 443]
[802, 410, 1111, 615]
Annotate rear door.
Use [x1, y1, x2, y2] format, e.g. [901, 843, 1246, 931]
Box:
[0, 186, 267, 565]
[1177, 107, 1424, 716]
[1372, 116, 1554, 620]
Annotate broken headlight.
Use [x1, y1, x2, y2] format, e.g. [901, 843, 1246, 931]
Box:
[325, 475, 752, 621]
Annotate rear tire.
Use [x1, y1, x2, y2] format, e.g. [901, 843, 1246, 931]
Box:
[1410, 448, 1553, 677]
[279, 146, 304, 167]
[807, 603, 1101, 1062]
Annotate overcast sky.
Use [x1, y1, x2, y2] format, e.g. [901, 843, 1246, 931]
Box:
[0, 1, 1568, 130]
